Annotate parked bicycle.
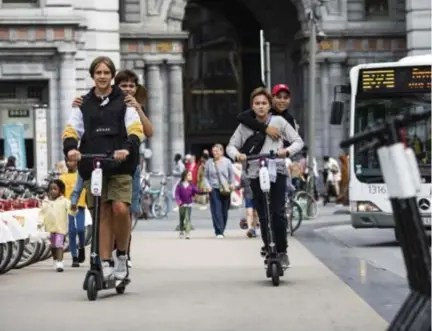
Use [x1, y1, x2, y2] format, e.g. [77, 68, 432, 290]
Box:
[139, 172, 170, 220]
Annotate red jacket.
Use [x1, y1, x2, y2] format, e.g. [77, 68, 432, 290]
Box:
[186, 162, 199, 185]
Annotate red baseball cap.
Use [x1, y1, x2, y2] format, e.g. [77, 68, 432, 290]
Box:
[272, 84, 290, 95]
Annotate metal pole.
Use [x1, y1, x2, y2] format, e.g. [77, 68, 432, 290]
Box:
[307, 3, 317, 194]
[264, 41, 271, 88]
[259, 30, 265, 85]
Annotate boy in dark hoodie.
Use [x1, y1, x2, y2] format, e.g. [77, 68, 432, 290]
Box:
[237, 84, 298, 146]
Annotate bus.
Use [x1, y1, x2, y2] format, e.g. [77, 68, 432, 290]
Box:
[333, 55, 431, 237]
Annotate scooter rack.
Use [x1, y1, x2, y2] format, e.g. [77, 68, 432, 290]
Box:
[340, 111, 431, 331]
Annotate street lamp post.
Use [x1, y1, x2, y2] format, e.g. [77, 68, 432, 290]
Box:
[306, 0, 325, 194]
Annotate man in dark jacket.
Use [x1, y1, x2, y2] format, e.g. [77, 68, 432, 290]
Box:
[237, 84, 298, 144]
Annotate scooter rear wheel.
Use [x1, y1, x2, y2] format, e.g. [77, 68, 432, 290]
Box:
[270, 263, 280, 287]
[86, 275, 98, 301]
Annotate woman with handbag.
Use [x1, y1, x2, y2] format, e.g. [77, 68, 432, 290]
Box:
[204, 144, 235, 238]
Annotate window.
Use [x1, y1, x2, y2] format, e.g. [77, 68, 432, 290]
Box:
[1, 0, 39, 7]
[365, 0, 389, 17]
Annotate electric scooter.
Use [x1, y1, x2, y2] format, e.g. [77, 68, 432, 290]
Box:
[340, 110, 431, 331]
[246, 150, 287, 286]
[80, 153, 130, 301]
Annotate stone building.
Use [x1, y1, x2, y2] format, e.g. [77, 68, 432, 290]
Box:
[0, 0, 430, 172]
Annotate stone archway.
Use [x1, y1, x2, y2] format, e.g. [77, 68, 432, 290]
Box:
[174, 0, 308, 153]
[164, 0, 309, 32]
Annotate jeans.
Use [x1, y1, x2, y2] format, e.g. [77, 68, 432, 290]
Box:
[68, 207, 86, 257]
[250, 174, 288, 253]
[178, 206, 192, 232]
[209, 189, 231, 235]
[130, 167, 141, 215]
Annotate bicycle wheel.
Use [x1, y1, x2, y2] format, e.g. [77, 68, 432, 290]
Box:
[152, 195, 169, 219]
[294, 191, 318, 219]
[289, 200, 303, 234]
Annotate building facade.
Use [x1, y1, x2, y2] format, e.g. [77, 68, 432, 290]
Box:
[0, 0, 430, 173]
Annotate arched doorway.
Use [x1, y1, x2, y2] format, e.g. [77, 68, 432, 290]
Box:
[182, 0, 303, 156]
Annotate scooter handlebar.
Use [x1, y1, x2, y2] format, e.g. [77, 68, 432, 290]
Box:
[80, 153, 115, 160]
[246, 150, 285, 161]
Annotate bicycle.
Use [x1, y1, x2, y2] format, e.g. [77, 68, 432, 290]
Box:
[246, 150, 289, 287]
[140, 172, 169, 219]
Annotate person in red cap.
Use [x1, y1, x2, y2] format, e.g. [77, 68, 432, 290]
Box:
[237, 84, 298, 144]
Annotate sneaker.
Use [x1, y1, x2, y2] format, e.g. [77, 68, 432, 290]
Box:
[78, 248, 85, 263]
[216, 234, 224, 239]
[71, 257, 80, 268]
[185, 232, 191, 239]
[114, 254, 128, 280]
[179, 231, 185, 239]
[102, 261, 114, 280]
[127, 260, 132, 268]
[56, 261, 64, 272]
[279, 253, 291, 268]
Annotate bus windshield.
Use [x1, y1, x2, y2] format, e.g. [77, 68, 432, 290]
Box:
[353, 93, 431, 183]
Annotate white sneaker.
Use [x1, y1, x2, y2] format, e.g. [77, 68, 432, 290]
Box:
[114, 254, 128, 280]
[55, 261, 64, 272]
[102, 261, 114, 280]
[216, 234, 224, 239]
[127, 260, 132, 268]
[185, 232, 191, 239]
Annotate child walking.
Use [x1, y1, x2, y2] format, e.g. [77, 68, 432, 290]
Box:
[61, 158, 87, 267]
[39, 180, 70, 272]
[175, 170, 207, 239]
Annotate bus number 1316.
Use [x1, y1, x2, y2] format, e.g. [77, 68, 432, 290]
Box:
[368, 185, 387, 195]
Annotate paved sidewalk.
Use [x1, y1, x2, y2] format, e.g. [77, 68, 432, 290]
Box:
[0, 230, 387, 331]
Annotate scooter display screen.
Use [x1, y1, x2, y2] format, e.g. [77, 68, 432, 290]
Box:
[358, 65, 431, 94]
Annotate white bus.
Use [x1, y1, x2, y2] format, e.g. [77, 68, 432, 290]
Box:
[334, 55, 431, 235]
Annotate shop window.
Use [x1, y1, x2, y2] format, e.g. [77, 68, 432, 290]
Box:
[365, 0, 389, 17]
[1, 0, 39, 7]
[0, 84, 17, 99]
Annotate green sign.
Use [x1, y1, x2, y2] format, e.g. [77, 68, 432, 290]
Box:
[8, 109, 30, 118]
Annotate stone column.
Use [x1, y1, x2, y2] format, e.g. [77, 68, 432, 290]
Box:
[57, 52, 76, 163]
[406, 0, 431, 55]
[146, 61, 164, 172]
[168, 60, 185, 174]
[319, 60, 330, 157]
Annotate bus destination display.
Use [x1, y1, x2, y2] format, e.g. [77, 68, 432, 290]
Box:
[359, 65, 431, 93]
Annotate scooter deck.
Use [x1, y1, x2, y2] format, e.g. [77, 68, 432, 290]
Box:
[103, 278, 131, 289]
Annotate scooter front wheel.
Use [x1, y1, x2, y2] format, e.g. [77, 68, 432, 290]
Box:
[86, 275, 98, 301]
[270, 263, 280, 287]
